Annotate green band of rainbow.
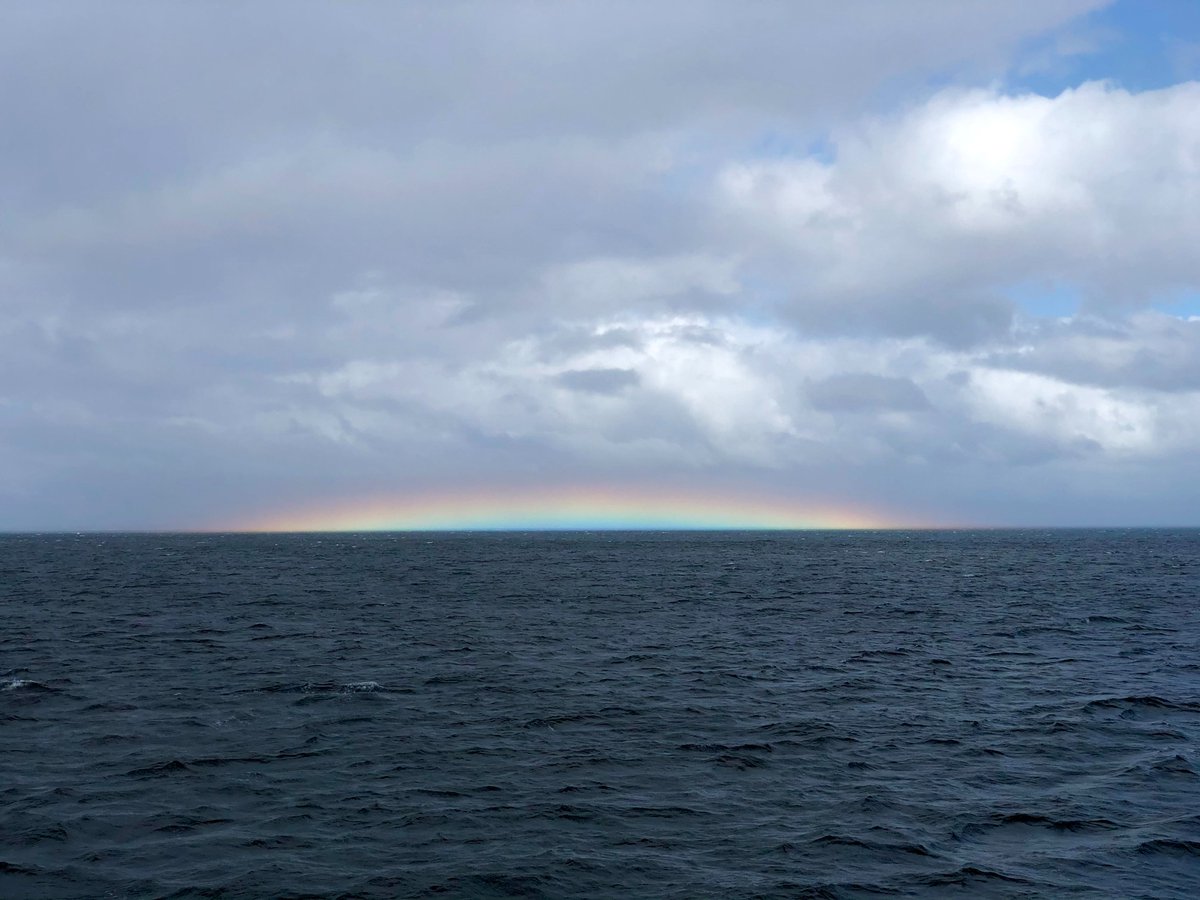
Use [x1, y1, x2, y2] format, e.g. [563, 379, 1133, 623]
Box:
[226, 485, 914, 532]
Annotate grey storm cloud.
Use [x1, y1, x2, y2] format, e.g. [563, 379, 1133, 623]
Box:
[807, 374, 931, 413]
[984, 314, 1200, 393]
[7, 0, 1200, 530]
[556, 368, 642, 395]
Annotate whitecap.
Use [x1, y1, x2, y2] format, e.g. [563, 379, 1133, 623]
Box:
[341, 681, 382, 693]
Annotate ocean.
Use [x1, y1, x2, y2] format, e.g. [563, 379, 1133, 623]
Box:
[2, 530, 1199, 898]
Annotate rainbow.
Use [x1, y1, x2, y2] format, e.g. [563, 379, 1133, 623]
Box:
[223, 485, 914, 532]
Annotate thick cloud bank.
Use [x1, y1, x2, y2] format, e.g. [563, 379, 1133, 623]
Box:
[719, 81, 1200, 334]
[5, 1, 1200, 528]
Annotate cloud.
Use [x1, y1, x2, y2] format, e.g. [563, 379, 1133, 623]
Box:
[281, 302, 1200, 478]
[808, 374, 931, 413]
[987, 313, 1200, 392]
[556, 368, 641, 395]
[14, 0, 1200, 529]
[718, 80, 1200, 338]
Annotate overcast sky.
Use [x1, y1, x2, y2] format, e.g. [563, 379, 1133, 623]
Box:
[4, 0, 1200, 529]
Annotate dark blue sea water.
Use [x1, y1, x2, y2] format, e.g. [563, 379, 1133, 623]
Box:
[2, 530, 1199, 899]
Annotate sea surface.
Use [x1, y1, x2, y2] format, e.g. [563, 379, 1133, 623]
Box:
[2, 530, 1199, 899]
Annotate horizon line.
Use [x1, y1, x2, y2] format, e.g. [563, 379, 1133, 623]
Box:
[4, 524, 1199, 535]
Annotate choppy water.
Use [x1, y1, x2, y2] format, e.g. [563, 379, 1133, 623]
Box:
[2, 530, 1199, 899]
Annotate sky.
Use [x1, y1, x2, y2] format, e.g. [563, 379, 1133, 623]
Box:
[3, 0, 1200, 530]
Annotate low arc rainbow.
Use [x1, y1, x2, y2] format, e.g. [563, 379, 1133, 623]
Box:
[227, 485, 914, 532]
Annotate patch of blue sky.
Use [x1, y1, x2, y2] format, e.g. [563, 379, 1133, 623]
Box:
[1011, 0, 1200, 97]
[1008, 281, 1200, 319]
[1152, 289, 1200, 317]
[1006, 280, 1083, 318]
[747, 130, 835, 164]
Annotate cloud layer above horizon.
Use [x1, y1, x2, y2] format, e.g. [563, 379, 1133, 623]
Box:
[4, 0, 1200, 529]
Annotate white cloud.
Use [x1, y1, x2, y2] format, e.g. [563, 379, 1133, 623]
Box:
[541, 255, 739, 312]
[963, 368, 1157, 454]
[17, 1, 1200, 528]
[288, 299, 1200, 479]
[718, 81, 1200, 332]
